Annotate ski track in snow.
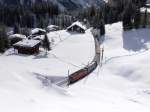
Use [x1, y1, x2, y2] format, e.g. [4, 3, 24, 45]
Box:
[104, 49, 150, 64]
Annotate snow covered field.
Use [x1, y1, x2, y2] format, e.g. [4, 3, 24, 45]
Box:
[0, 22, 150, 112]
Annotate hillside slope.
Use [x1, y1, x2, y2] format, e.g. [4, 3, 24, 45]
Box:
[0, 22, 150, 112]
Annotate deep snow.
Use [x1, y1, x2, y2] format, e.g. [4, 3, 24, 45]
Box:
[0, 22, 150, 112]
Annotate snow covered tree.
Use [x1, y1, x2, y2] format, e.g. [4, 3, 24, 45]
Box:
[21, 27, 30, 36]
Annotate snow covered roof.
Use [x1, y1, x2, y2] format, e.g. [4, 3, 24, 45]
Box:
[47, 25, 60, 31]
[31, 28, 46, 35]
[47, 25, 59, 29]
[33, 35, 45, 40]
[145, 4, 150, 7]
[8, 34, 26, 39]
[140, 7, 150, 13]
[67, 21, 87, 30]
[7, 31, 13, 36]
[14, 39, 40, 48]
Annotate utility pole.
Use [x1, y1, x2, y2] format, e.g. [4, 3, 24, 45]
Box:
[67, 69, 70, 87]
[101, 47, 104, 67]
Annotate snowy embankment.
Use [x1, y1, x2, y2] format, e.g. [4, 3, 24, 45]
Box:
[0, 29, 95, 112]
[2, 29, 95, 77]
[0, 22, 150, 112]
[68, 22, 150, 112]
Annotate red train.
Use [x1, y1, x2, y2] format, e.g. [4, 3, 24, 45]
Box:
[68, 37, 100, 85]
[68, 61, 97, 85]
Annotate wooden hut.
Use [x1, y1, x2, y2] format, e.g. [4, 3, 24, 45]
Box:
[67, 21, 86, 33]
[13, 39, 40, 55]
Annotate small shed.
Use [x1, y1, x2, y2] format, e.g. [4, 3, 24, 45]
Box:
[31, 28, 46, 36]
[8, 34, 26, 45]
[67, 21, 86, 33]
[13, 39, 41, 55]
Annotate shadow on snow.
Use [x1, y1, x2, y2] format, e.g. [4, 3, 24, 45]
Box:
[123, 28, 150, 51]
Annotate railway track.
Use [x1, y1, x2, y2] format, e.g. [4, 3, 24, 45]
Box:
[36, 29, 101, 87]
[67, 34, 101, 85]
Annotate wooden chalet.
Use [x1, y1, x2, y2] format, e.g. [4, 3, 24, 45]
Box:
[67, 21, 86, 33]
[13, 39, 40, 55]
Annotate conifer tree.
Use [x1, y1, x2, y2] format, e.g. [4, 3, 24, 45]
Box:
[0, 25, 9, 52]
[100, 20, 105, 36]
[134, 8, 141, 29]
[90, 6, 96, 18]
[43, 34, 51, 54]
[21, 27, 30, 36]
[13, 23, 20, 34]
[122, 2, 135, 30]
[143, 9, 147, 28]
[0, 35, 5, 52]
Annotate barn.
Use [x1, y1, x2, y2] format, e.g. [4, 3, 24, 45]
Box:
[13, 39, 41, 55]
[8, 34, 26, 45]
[67, 21, 86, 33]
